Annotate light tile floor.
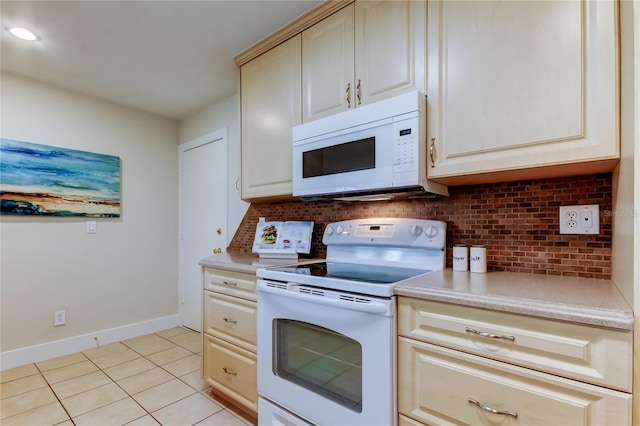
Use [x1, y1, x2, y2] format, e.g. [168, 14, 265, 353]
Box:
[0, 327, 257, 426]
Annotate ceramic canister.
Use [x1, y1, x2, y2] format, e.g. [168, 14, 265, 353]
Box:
[470, 245, 487, 273]
[452, 244, 468, 271]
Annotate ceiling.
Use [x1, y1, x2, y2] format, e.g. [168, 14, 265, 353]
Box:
[0, 0, 323, 120]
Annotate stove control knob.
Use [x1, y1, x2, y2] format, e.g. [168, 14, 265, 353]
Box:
[325, 226, 334, 236]
[336, 226, 344, 235]
[409, 225, 423, 237]
[424, 226, 439, 238]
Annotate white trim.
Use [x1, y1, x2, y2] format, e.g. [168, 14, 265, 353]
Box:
[0, 314, 181, 370]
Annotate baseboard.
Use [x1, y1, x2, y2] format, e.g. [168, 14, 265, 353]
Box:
[0, 314, 181, 371]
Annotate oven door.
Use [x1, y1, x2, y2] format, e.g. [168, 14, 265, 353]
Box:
[257, 280, 397, 426]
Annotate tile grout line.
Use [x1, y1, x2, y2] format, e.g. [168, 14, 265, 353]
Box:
[81, 328, 203, 425]
[1, 328, 231, 426]
[32, 361, 77, 426]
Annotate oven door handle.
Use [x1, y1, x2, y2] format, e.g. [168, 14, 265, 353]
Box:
[258, 284, 390, 315]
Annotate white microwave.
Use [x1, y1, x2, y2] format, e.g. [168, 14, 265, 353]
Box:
[292, 91, 448, 201]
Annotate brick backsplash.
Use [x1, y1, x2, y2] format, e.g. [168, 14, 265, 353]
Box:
[228, 174, 612, 279]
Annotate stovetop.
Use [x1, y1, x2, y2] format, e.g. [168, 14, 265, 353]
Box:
[266, 261, 431, 284]
[257, 218, 446, 298]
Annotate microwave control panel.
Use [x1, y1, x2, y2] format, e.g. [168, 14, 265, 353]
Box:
[393, 117, 419, 174]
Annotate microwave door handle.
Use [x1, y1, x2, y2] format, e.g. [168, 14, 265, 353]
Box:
[258, 283, 388, 315]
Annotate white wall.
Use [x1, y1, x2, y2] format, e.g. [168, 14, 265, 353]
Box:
[178, 92, 249, 243]
[0, 72, 180, 362]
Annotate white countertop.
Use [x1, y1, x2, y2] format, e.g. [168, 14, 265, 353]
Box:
[199, 255, 633, 331]
[395, 269, 634, 330]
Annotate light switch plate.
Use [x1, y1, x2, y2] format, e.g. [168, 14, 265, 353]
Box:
[86, 221, 97, 234]
[559, 205, 599, 234]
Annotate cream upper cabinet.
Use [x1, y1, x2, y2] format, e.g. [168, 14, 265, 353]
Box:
[427, 0, 619, 185]
[241, 35, 301, 201]
[302, 4, 354, 121]
[355, 0, 425, 106]
[302, 0, 425, 122]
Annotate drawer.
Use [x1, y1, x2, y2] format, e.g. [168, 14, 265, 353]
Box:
[203, 267, 256, 301]
[203, 334, 257, 415]
[204, 291, 256, 352]
[398, 337, 631, 426]
[398, 298, 632, 392]
[399, 414, 425, 426]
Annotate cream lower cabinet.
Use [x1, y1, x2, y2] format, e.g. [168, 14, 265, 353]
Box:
[240, 34, 301, 201]
[202, 267, 257, 417]
[426, 0, 619, 185]
[302, 0, 425, 122]
[397, 298, 633, 426]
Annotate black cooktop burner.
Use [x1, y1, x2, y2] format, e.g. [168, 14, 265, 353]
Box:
[269, 261, 430, 284]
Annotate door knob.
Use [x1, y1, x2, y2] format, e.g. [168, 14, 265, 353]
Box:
[217, 228, 222, 235]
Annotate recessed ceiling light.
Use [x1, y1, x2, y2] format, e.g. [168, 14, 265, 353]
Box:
[9, 27, 38, 41]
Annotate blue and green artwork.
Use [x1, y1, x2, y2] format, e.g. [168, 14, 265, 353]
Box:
[0, 138, 121, 217]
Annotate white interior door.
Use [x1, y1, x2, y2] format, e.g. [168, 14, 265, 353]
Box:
[179, 129, 228, 331]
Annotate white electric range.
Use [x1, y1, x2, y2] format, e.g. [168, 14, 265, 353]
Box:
[256, 217, 447, 426]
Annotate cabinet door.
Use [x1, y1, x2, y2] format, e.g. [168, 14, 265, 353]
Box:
[203, 334, 257, 415]
[427, 0, 618, 184]
[355, 0, 425, 106]
[302, 4, 354, 122]
[398, 337, 631, 426]
[241, 35, 301, 201]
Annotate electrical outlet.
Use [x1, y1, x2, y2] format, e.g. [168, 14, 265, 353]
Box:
[54, 310, 66, 326]
[559, 205, 600, 234]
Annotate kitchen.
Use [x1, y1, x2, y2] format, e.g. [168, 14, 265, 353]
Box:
[1, 1, 639, 425]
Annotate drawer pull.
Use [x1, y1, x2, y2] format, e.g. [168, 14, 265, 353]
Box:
[222, 367, 237, 376]
[222, 280, 238, 286]
[223, 317, 237, 324]
[465, 327, 515, 341]
[468, 398, 518, 418]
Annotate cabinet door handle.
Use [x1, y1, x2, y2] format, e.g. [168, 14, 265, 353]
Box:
[223, 317, 237, 324]
[465, 327, 515, 341]
[222, 367, 237, 376]
[222, 280, 237, 286]
[429, 138, 436, 168]
[468, 398, 518, 418]
[346, 83, 351, 108]
[356, 79, 361, 105]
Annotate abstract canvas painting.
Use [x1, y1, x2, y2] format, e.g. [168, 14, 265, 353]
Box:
[0, 138, 121, 217]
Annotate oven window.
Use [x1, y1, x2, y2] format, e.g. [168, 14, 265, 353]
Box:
[302, 137, 375, 178]
[273, 319, 362, 413]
